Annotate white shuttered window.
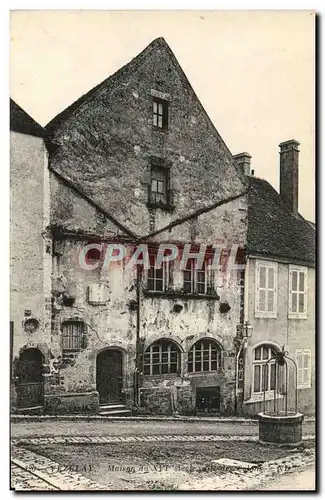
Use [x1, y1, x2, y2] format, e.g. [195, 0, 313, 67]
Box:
[255, 261, 277, 318]
[289, 266, 308, 319]
[296, 349, 311, 388]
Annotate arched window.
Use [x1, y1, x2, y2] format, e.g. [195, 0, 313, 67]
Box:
[61, 321, 85, 353]
[188, 339, 222, 373]
[253, 344, 279, 393]
[143, 340, 180, 376]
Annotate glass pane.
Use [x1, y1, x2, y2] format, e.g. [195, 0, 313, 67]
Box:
[152, 344, 159, 353]
[299, 272, 305, 292]
[170, 352, 177, 362]
[188, 362, 193, 373]
[203, 361, 209, 372]
[144, 354, 150, 364]
[267, 290, 274, 312]
[161, 352, 168, 363]
[153, 101, 158, 113]
[152, 114, 157, 127]
[292, 292, 297, 312]
[195, 351, 201, 361]
[170, 363, 177, 374]
[151, 180, 158, 192]
[183, 281, 192, 293]
[152, 353, 159, 363]
[259, 289, 266, 311]
[297, 355, 303, 369]
[144, 365, 150, 375]
[211, 361, 217, 371]
[292, 271, 298, 291]
[155, 279, 163, 292]
[197, 283, 205, 294]
[263, 347, 269, 360]
[270, 363, 276, 390]
[299, 293, 304, 313]
[195, 362, 201, 372]
[253, 365, 261, 392]
[161, 363, 168, 374]
[303, 354, 309, 369]
[152, 364, 159, 375]
[147, 278, 155, 290]
[268, 268, 274, 289]
[158, 115, 163, 128]
[302, 369, 308, 384]
[262, 364, 269, 391]
[158, 103, 163, 115]
[259, 266, 266, 288]
[157, 181, 165, 194]
[183, 271, 191, 282]
[254, 347, 261, 361]
[188, 351, 193, 362]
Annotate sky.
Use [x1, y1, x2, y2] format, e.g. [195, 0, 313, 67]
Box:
[10, 10, 315, 221]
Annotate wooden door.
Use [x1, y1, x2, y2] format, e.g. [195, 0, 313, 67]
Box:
[96, 349, 123, 404]
[17, 348, 44, 408]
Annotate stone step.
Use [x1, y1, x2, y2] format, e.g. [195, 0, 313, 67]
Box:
[98, 409, 132, 416]
[99, 404, 126, 411]
[16, 406, 43, 415]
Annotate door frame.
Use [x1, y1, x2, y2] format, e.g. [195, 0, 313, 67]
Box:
[16, 347, 44, 408]
[95, 346, 127, 404]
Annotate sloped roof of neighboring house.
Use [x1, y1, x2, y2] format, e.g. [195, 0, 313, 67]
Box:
[247, 175, 315, 266]
[10, 99, 46, 138]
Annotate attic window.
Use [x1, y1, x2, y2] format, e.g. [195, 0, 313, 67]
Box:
[152, 97, 168, 130]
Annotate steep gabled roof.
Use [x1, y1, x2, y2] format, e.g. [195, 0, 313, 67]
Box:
[45, 37, 231, 155]
[247, 175, 315, 266]
[10, 99, 46, 138]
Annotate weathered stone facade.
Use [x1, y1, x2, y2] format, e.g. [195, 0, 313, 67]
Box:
[44, 37, 248, 414]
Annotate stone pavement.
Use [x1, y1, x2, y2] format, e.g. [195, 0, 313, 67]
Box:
[11, 417, 315, 440]
[11, 446, 111, 491]
[12, 433, 315, 446]
[179, 449, 316, 490]
[11, 443, 316, 491]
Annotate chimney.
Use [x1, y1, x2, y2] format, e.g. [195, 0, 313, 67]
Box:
[233, 153, 251, 175]
[279, 139, 300, 214]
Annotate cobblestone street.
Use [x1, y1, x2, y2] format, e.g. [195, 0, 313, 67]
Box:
[10, 417, 316, 491]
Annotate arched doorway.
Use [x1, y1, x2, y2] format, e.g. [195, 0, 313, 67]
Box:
[96, 349, 123, 404]
[17, 348, 44, 408]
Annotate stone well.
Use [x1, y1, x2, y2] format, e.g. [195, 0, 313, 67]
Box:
[258, 412, 304, 445]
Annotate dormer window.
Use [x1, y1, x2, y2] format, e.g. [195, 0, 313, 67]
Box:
[152, 97, 168, 130]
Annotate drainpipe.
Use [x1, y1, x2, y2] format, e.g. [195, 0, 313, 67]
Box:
[134, 264, 141, 406]
[234, 258, 250, 414]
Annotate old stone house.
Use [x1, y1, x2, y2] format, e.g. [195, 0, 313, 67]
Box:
[234, 144, 315, 416]
[10, 99, 52, 410]
[10, 38, 315, 416]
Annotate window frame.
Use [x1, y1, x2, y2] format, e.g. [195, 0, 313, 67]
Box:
[183, 259, 215, 295]
[152, 97, 168, 130]
[146, 255, 171, 292]
[188, 339, 222, 374]
[288, 266, 308, 319]
[255, 260, 278, 318]
[252, 344, 279, 395]
[61, 321, 85, 353]
[296, 349, 311, 389]
[143, 340, 180, 376]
